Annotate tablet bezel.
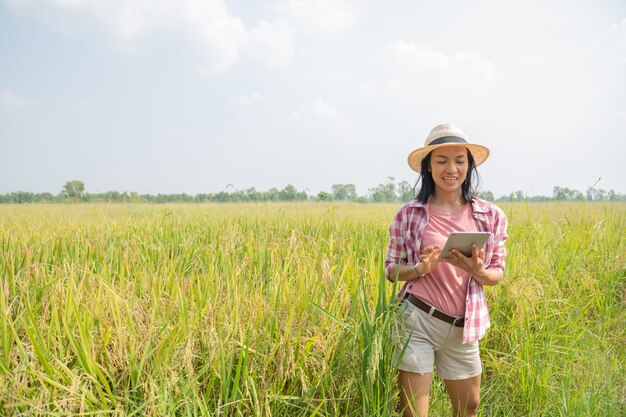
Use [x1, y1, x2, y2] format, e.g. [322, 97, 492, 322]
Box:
[441, 232, 490, 259]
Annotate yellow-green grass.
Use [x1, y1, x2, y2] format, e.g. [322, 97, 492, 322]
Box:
[0, 202, 624, 416]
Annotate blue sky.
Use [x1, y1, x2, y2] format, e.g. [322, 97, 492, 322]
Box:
[1, 0, 625, 197]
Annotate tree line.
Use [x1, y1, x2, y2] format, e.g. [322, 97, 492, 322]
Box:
[0, 179, 623, 204]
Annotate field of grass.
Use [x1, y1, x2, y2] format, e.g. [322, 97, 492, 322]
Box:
[0, 202, 624, 416]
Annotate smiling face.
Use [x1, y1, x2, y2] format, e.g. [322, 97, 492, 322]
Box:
[428, 146, 469, 196]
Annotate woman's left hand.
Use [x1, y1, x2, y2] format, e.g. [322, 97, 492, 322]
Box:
[442, 243, 486, 277]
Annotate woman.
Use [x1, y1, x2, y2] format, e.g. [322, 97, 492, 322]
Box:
[385, 123, 508, 417]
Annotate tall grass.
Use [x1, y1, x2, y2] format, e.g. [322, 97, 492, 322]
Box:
[0, 202, 624, 416]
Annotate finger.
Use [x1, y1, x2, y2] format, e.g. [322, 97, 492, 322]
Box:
[445, 257, 469, 272]
[479, 248, 485, 260]
[471, 244, 478, 259]
[443, 251, 461, 266]
[451, 249, 468, 261]
[442, 257, 459, 267]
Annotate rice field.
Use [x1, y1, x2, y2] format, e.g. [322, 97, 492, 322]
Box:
[0, 202, 624, 416]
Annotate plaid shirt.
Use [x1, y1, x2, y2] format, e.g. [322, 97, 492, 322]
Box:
[384, 198, 508, 343]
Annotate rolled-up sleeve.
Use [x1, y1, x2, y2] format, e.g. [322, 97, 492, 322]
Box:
[488, 207, 508, 273]
[384, 208, 407, 282]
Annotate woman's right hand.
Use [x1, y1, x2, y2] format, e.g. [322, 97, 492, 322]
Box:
[418, 245, 442, 275]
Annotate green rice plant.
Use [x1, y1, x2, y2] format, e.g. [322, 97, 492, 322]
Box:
[0, 202, 623, 416]
[355, 267, 400, 417]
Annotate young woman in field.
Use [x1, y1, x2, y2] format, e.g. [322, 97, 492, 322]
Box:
[385, 123, 508, 417]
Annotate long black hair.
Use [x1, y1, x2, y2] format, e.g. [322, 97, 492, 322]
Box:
[413, 148, 480, 204]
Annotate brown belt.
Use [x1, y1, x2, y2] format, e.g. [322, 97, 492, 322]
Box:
[404, 293, 465, 327]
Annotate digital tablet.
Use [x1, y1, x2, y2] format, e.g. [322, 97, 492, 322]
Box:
[441, 232, 490, 259]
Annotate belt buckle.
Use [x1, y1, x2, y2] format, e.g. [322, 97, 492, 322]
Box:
[453, 317, 464, 327]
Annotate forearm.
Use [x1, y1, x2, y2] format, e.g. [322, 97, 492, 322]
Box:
[387, 263, 424, 282]
[472, 267, 503, 286]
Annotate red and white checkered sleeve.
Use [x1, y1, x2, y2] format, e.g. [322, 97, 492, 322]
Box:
[384, 207, 407, 282]
[488, 206, 508, 273]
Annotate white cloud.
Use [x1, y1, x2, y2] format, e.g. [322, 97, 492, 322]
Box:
[289, 98, 353, 146]
[385, 41, 495, 83]
[245, 19, 294, 69]
[5, 0, 293, 73]
[181, 0, 248, 73]
[596, 17, 626, 55]
[293, 98, 347, 123]
[0, 89, 40, 108]
[291, 97, 353, 135]
[602, 18, 626, 43]
[278, 0, 358, 33]
[229, 92, 264, 107]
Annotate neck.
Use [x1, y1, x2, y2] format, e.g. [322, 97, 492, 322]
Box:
[430, 190, 466, 208]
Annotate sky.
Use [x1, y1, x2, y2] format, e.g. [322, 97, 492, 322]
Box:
[1, 0, 625, 198]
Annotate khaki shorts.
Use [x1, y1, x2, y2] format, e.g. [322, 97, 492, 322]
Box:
[393, 300, 482, 380]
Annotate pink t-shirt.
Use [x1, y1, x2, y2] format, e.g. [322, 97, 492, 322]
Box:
[408, 202, 479, 316]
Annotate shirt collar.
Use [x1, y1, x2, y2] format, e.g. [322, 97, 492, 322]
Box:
[470, 198, 490, 214]
[407, 199, 427, 208]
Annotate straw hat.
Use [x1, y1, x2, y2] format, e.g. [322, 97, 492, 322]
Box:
[407, 123, 490, 173]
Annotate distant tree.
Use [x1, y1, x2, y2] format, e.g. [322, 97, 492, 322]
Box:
[369, 177, 397, 202]
[528, 195, 551, 202]
[267, 188, 280, 201]
[4, 180, 622, 204]
[397, 180, 414, 202]
[331, 184, 347, 200]
[244, 187, 259, 201]
[214, 191, 230, 202]
[62, 180, 85, 201]
[331, 184, 357, 200]
[317, 191, 332, 201]
[553, 186, 565, 201]
[296, 190, 309, 200]
[478, 191, 494, 201]
[344, 184, 356, 200]
[15, 192, 34, 203]
[553, 186, 566, 201]
[554, 186, 584, 201]
[587, 187, 608, 201]
[195, 193, 210, 202]
[228, 190, 241, 202]
[586, 177, 602, 200]
[39, 192, 55, 202]
[280, 184, 298, 201]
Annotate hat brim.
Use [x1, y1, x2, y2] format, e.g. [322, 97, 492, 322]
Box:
[407, 143, 490, 173]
